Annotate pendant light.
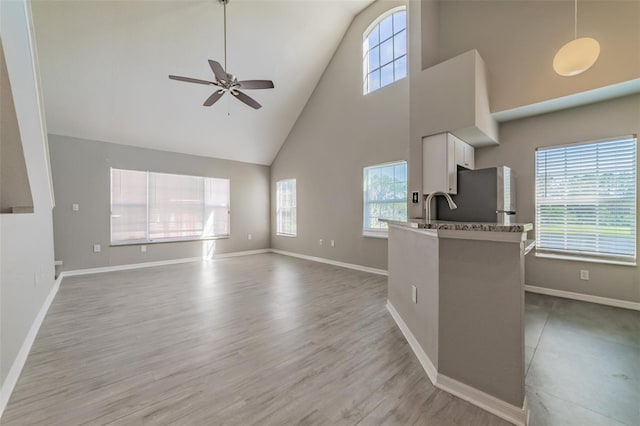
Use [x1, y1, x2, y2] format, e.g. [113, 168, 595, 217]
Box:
[553, 0, 600, 76]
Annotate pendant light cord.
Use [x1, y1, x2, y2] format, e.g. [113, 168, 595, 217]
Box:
[574, 0, 578, 39]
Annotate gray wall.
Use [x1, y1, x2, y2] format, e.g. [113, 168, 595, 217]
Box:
[49, 135, 270, 271]
[1, 0, 56, 387]
[436, 0, 640, 112]
[476, 94, 640, 303]
[270, 0, 410, 270]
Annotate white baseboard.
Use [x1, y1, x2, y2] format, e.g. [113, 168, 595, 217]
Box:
[436, 373, 527, 426]
[61, 249, 271, 278]
[525, 285, 640, 311]
[385, 301, 438, 383]
[0, 274, 62, 419]
[212, 249, 270, 259]
[386, 300, 527, 426]
[61, 257, 203, 277]
[270, 249, 388, 276]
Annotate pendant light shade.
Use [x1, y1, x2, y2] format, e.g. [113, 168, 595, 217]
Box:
[553, 0, 600, 77]
[553, 37, 600, 76]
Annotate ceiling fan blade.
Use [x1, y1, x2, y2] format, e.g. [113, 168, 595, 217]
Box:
[208, 60, 227, 82]
[203, 90, 225, 107]
[169, 75, 213, 85]
[237, 80, 274, 90]
[232, 90, 262, 109]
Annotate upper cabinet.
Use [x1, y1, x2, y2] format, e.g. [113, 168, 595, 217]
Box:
[454, 136, 475, 170]
[423, 132, 474, 195]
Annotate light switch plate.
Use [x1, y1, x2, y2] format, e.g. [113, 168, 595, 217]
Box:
[93, 244, 101, 253]
[411, 285, 417, 303]
[72, 203, 79, 211]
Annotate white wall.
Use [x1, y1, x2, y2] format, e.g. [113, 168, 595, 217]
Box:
[0, 0, 56, 401]
[0, 40, 34, 213]
[270, 0, 410, 270]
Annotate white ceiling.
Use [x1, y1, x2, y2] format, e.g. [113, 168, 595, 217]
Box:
[31, 0, 374, 165]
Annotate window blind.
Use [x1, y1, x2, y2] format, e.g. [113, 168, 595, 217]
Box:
[111, 168, 230, 244]
[276, 179, 296, 236]
[535, 136, 637, 262]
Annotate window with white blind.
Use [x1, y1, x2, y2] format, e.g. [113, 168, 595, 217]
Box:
[535, 135, 637, 264]
[276, 179, 296, 237]
[363, 161, 407, 237]
[110, 168, 230, 244]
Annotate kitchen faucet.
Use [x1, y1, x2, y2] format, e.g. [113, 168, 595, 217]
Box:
[425, 191, 457, 223]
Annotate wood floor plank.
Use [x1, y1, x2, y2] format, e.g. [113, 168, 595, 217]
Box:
[2, 254, 509, 425]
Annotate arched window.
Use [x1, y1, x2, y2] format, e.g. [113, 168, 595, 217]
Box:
[363, 7, 407, 94]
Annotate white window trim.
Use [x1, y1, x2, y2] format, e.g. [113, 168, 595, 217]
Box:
[363, 6, 406, 40]
[534, 134, 637, 264]
[362, 5, 407, 95]
[110, 168, 231, 245]
[363, 160, 408, 237]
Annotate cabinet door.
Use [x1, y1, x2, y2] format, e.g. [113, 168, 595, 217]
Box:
[451, 134, 475, 170]
[463, 143, 475, 169]
[423, 133, 457, 194]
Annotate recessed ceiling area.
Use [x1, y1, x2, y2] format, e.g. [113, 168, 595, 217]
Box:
[31, 0, 374, 165]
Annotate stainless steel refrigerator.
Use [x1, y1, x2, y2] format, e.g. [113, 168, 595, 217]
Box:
[436, 166, 516, 224]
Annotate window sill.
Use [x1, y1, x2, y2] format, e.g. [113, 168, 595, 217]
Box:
[111, 235, 229, 247]
[276, 233, 296, 238]
[363, 230, 388, 239]
[535, 252, 636, 267]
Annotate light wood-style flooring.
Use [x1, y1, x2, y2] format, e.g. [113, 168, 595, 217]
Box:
[2, 254, 508, 425]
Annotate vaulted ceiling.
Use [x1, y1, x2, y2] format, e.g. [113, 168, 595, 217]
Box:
[31, 0, 374, 165]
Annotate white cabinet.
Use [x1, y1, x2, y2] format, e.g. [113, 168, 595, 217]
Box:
[423, 132, 474, 194]
[454, 136, 475, 169]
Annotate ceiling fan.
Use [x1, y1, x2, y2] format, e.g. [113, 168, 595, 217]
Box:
[168, 0, 274, 110]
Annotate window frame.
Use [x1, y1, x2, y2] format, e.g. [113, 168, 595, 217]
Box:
[363, 160, 408, 238]
[534, 135, 637, 266]
[276, 178, 297, 237]
[110, 168, 231, 246]
[362, 6, 407, 95]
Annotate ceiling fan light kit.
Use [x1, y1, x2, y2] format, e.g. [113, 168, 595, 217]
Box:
[553, 0, 600, 77]
[168, 0, 274, 109]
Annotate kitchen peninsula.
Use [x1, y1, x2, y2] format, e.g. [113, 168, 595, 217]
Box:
[381, 219, 533, 426]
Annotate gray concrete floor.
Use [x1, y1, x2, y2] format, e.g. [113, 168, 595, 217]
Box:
[525, 293, 640, 426]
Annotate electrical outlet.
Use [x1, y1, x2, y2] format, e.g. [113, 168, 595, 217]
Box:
[247, 233, 252, 240]
[412, 192, 419, 203]
[93, 244, 101, 253]
[580, 270, 589, 280]
[319, 239, 323, 245]
[140, 245, 147, 253]
[330, 240, 335, 247]
[411, 285, 418, 304]
[72, 203, 79, 211]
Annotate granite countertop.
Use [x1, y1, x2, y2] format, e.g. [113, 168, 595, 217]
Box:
[380, 219, 533, 233]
